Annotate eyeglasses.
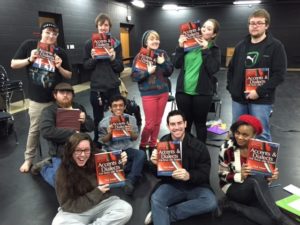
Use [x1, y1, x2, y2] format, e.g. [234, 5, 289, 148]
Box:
[74, 148, 91, 155]
[45, 31, 59, 37]
[249, 22, 266, 27]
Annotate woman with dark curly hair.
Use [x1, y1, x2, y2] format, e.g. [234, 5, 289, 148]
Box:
[52, 133, 132, 225]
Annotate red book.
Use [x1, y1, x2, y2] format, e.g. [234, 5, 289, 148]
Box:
[157, 141, 182, 176]
[133, 47, 157, 72]
[245, 68, 269, 92]
[110, 115, 130, 141]
[32, 42, 55, 72]
[94, 150, 125, 187]
[247, 138, 279, 177]
[56, 108, 81, 131]
[180, 20, 202, 52]
[92, 32, 111, 59]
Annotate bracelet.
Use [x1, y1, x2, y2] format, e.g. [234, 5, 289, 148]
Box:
[27, 57, 31, 64]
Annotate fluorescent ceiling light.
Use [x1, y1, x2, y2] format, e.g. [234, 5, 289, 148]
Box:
[233, 0, 261, 4]
[131, 0, 145, 8]
[162, 4, 178, 10]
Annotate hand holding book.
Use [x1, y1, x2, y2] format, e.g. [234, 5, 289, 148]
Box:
[121, 151, 128, 166]
[97, 184, 110, 193]
[241, 163, 252, 180]
[150, 149, 158, 165]
[147, 61, 156, 74]
[267, 167, 279, 183]
[172, 168, 190, 181]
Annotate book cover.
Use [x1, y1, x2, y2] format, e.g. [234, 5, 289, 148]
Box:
[247, 138, 279, 177]
[110, 115, 130, 141]
[94, 150, 125, 188]
[179, 20, 202, 52]
[92, 32, 111, 59]
[56, 108, 81, 131]
[134, 47, 157, 72]
[32, 42, 56, 72]
[245, 68, 269, 92]
[276, 195, 300, 222]
[157, 141, 182, 176]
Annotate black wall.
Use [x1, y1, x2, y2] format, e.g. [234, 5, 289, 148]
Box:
[1, 1, 299, 101]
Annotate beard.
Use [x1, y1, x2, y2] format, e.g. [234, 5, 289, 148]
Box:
[56, 99, 72, 108]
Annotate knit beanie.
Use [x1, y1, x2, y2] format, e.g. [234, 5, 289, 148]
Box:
[141, 30, 156, 48]
[237, 114, 263, 135]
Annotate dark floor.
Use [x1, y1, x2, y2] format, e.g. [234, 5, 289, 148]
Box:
[1, 69, 300, 225]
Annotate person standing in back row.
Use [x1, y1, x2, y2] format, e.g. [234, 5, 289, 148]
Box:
[131, 30, 174, 157]
[227, 9, 287, 141]
[83, 13, 124, 148]
[173, 19, 221, 143]
[11, 22, 72, 173]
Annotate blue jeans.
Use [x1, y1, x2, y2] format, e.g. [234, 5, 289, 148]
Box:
[151, 183, 217, 225]
[124, 148, 146, 184]
[40, 157, 61, 188]
[232, 101, 273, 141]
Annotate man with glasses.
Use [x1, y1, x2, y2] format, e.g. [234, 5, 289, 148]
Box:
[30, 82, 94, 187]
[98, 95, 145, 195]
[11, 22, 72, 173]
[227, 9, 287, 141]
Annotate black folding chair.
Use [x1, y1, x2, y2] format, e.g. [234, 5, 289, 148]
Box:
[0, 111, 18, 144]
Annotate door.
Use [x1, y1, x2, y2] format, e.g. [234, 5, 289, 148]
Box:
[120, 27, 130, 65]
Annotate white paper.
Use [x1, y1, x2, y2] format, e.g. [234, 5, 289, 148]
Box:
[284, 184, 300, 196]
[288, 199, 300, 211]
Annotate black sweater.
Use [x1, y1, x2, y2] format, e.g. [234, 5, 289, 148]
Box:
[227, 33, 287, 104]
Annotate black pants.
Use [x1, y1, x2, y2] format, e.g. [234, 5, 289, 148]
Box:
[90, 87, 120, 142]
[176, 92, 212, 143]
[226, 175, 283, 225]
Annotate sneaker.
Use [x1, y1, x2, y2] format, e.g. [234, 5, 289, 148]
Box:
[30, 157, 52, 175]
[144, 211, 152, 225]
[124, 180, 135, 196]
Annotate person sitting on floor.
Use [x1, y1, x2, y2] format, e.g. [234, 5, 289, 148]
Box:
[218, 114, 296, 225]
[145, 110, 217, 225]
[52, 132, 132, 225]
[98, 95, 146, 195]
[30, 82, 94, 187]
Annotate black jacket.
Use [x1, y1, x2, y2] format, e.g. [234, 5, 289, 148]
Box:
[173, 43, 221, 96]
[83, 38, 123, 92]
[227, 33, 286, 104]
[150, 133, 211, 189]
[40, 102, 94, 157]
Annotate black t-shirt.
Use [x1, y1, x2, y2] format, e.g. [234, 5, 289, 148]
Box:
[244, 38, 267, 69]
[13, 39, 71, 103]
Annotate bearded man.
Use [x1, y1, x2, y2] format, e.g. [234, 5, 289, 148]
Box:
[30, 82, 94, 187]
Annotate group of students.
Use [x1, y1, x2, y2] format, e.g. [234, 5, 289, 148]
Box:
[9, 5, 292, 225]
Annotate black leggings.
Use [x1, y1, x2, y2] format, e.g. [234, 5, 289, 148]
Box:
[226, 176, 284, 225]
[176, 92, 212, 143]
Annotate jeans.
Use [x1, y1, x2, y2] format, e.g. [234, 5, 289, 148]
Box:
[232, 100, 273, 141]
[140, 93, 168, 148]
[176, 93, 213, 143]
[52, 196, 132, 225]
[124, 148, 146, 184]
[40, 157, 61, 188]
[226, 175, 284, 225]
[90, 88, 120, 142]
[151, 183, 217, 225]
